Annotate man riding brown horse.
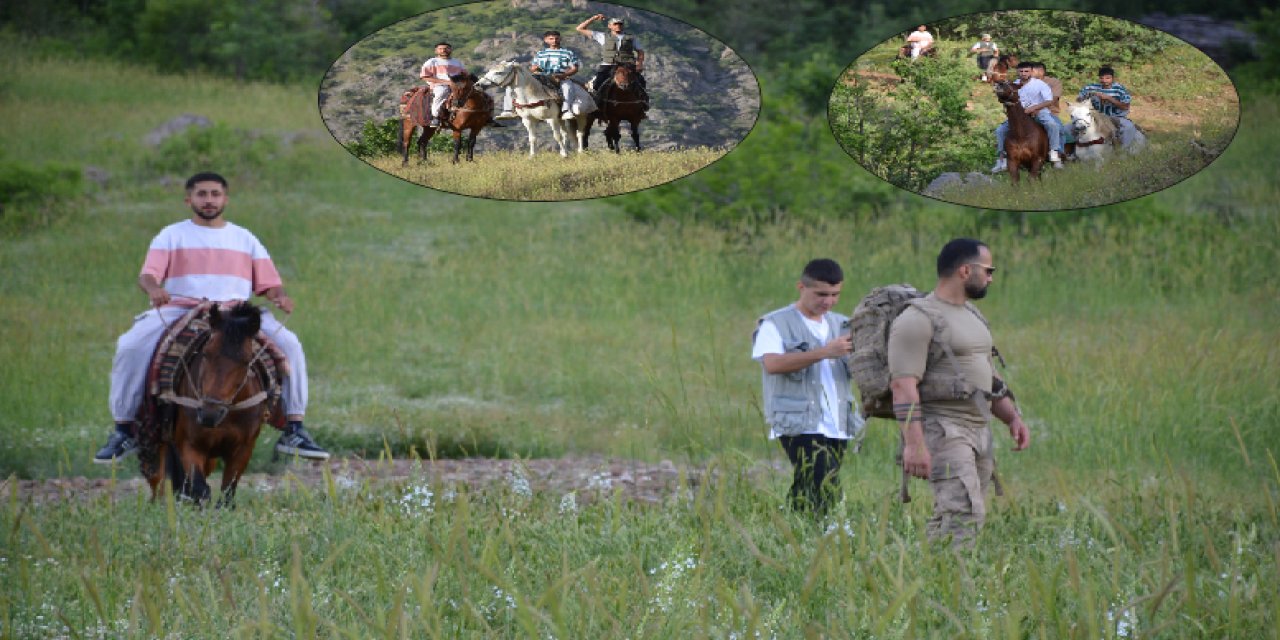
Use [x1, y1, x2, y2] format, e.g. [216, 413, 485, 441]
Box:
[576, 13, 649, 113]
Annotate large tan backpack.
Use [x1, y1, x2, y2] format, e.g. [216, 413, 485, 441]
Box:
[848, 284, 1008, 419]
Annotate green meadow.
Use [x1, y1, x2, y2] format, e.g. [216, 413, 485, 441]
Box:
[2, 40, 1279, 638]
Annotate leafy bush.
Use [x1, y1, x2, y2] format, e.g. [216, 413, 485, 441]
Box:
[348, 117, 450, 159]
[148, 122, 279, 176]
[0, 160, 82, 233]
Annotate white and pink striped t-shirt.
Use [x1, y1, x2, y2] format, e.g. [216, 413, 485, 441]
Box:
[140, 220, 283, 306]
[420, 56, 466, 81]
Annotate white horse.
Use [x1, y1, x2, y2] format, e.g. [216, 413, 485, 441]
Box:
[477, 61, 594, 156]
[1067, 100, 1116, 164]
[1069, 100, 1147, 163]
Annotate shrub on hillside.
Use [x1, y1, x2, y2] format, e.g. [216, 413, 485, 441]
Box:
[0, 160, 82, 233]
[148, 122, 279, 176]
[348, 118, 450, 159]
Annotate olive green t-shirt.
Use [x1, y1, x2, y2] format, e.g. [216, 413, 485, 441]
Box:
[887, 292, 995, 427]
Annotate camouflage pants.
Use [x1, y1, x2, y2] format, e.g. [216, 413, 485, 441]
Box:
[924, 416, 994, 546]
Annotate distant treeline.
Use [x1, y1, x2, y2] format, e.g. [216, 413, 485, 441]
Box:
[3, 0, 1271, 84]
[4, 0, 1274, 226]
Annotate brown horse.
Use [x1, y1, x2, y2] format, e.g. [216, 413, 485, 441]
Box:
[897, 44, 938, 59]
[144, 302, 276, 506]
[400, 86, 435, 164]
[987, 54, 1018, 83]
[994, 80, 1047, 184]
[400, 74, 495, 164]
[587, 64, 645, 153]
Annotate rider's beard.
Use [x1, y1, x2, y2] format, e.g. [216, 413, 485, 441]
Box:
[192, 203, 223, 221]
[964, 281, 989, 300]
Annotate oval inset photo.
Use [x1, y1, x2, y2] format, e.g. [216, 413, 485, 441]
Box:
[320, 0, 760, 201]
[827, 10, 1241, 211]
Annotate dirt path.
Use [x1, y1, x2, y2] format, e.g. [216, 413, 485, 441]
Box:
[0, 456, 791, 506]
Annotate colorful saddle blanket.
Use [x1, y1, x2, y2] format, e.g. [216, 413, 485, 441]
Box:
[135, 302, 289, 476]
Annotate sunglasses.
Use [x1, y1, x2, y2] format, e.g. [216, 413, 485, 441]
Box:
[968, 263, 997, 276]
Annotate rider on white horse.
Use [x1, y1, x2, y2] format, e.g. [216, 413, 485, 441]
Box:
[497, 30, 586, 122]
[1078, 66, 1141, 150]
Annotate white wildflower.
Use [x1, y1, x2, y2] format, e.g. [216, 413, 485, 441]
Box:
[558, 492, 578, 515]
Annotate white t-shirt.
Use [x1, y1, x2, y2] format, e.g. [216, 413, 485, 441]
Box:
[752, 311, 846, 440]
[1017, 77, 1053, 109]
[589, 31, 644, 54]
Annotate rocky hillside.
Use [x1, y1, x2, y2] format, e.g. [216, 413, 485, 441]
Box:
[319, 0, 760, 152]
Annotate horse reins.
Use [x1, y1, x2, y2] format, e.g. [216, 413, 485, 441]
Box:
[489, 64, 560, 110]
[157, 301, 289, 426]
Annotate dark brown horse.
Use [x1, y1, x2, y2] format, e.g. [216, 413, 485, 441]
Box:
[144, 302, 276, 506]
[994, 80, 1048, 184]
[400, 74, 494, 164]
[987, 54, 1018, 84]
[587, 64, 645, 153]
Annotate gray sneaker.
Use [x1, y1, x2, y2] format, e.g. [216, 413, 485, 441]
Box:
[274, 423, 330, 460]
[93, 429, 138, 464]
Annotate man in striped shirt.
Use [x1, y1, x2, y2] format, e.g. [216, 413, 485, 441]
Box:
[1078, 66, 1139, 148]
[497, 30, 584, 121]
[94, 172, 329, 463]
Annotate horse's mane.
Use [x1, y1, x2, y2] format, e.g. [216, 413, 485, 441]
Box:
[214, 302, 261, 360]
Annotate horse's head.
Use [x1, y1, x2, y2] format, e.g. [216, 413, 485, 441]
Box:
[1067, 100, 1095, 134]
[449, 73, 476, 108]
[477, 61, 517, 89]
[613, 64, 636, 90]
[993, 80, 1018, 104]
[192, 302, 263, 427]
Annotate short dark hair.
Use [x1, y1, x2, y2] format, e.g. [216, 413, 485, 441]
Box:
[801, 258, 844, 285]
[436, 41, 452, 48]
[936, 238, 988, 277]
[1098, 66, 1116, 76]
[543, 30, 561, 38]
[185, 172, 227, 190]
[1032, 61, 1047, 71]
[1016, 61, 1035, 70]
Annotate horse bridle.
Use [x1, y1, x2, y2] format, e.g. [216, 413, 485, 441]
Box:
[155, 303, 282, 427]
[484, 64, 558, 109]
[448, 79, 488, 114]
[160, 348, 270, 427]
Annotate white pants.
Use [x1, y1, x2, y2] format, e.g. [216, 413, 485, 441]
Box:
[430, 84, 452, 122]
[109, 306, 307, 422]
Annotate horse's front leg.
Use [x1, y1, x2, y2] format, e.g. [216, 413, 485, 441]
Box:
[548, 118, 568, 158]
[630, 119, 641, 152]
[466, 130, 478, 162]
[452, 131, 463, 164]
[1007, 160, 1021, 185]
[522, 117, 538, 156]
[215, 425, 260, 509]
[174, 439, 213, 505]
[401, 122, 414, 165]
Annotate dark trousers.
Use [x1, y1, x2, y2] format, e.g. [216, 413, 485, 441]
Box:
[779, 434, 847, 516]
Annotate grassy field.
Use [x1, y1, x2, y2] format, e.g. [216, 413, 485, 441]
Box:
[2, 41, 1279, 637]
[368, 146, 732, 200]
[831, 28, 1240, 209]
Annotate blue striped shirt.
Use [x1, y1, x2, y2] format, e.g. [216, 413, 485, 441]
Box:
[1077, 82, 1131, 117]
[532, 48, 580, 74]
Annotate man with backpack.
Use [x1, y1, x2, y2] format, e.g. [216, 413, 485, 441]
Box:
[886, 239, 1029, 546]
[752, 259, 865, 516]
